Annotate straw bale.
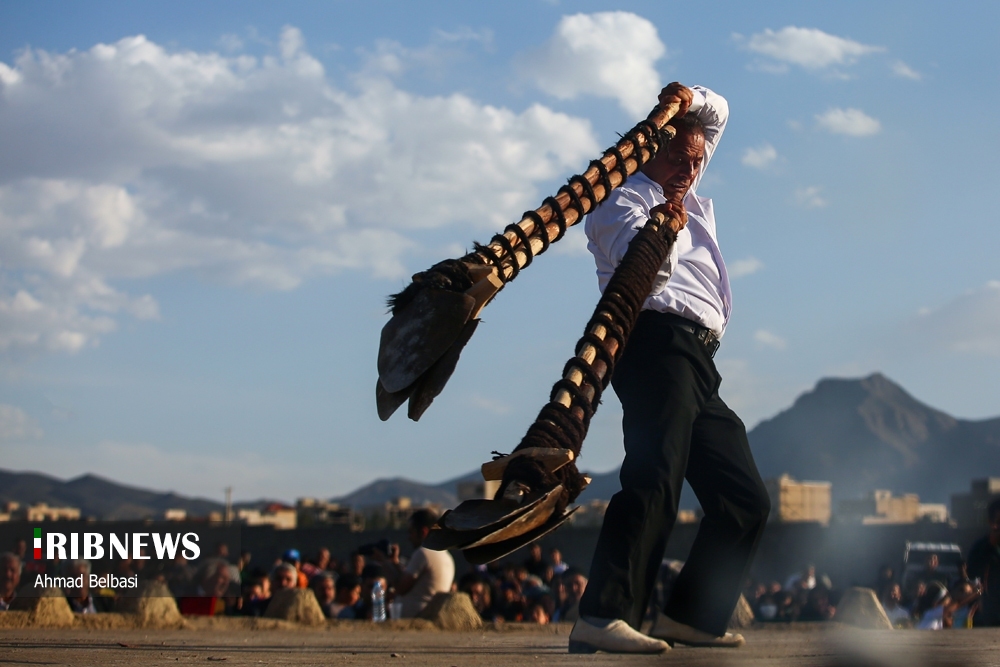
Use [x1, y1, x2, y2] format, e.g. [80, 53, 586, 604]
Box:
[263, 588, 326, 626]
[834, 587, 893, 629]
[728, 594, 755, 629]
[9, 587, 75, 628]
[417, 592, 483, 631]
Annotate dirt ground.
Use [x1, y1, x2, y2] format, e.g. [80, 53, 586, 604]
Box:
[2, 623, 999, 667]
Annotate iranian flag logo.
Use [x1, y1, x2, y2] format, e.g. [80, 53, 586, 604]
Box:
[33, 527, 41, 559]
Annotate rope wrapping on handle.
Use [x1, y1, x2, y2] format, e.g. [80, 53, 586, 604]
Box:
[497, 212, 679, 508]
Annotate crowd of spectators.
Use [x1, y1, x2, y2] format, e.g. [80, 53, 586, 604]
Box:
[3, 498, 998, 628]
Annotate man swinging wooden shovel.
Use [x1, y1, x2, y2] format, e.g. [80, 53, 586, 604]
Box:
[379, 82, 770, 653]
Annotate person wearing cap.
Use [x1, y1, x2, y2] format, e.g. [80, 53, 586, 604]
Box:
[282, 549, 309, 589]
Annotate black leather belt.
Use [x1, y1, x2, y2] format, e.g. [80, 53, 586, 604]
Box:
[660, 313, 721, 358]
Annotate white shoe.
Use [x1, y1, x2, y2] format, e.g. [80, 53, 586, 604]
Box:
[649, 612, 745, 648]
[568, 617, 670, 654]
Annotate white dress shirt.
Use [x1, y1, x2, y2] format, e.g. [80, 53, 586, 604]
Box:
[585, 86, 732, 336]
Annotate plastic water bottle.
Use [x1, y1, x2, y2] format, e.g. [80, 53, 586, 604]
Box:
[371, 580, 386, 622]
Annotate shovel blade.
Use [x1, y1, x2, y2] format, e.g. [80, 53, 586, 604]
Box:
[462, 507, 578, 565]
[407, 319, 479, 421]
[377, 288, 475, 394]
[375, 379, 414, 422]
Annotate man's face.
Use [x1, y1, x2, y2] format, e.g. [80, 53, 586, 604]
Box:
[273, 568, 297, 591]
[989, 511, 1000, 538]
[567, 574, 587, 602]
[1, 557, 21, 595]
[336, 584, 361, 605]
[316, 578, 335, 604]
[926, 554, 939, 570]
[646, 129, 705, 202]
[204, 564, 231, 597]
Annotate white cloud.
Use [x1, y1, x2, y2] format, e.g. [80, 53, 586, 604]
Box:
[519, 12, 666, 118]
[467, 393, 511, 415]
[909, 281, 1000, 357]
[794, 186, 827, 208]
[754, 329, 787, 350]
[729, 257, 764, 279]
[739, 26, 883, 71]
[0, 404, 43, 440]
[0, 28, 600, 356]
[815, 108, 882, 136]
[891, 60, 921, 80]
[741, 143, 777, 169]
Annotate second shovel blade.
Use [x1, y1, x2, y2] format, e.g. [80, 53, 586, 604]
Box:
[407, 319, 479, 421]
[377, 288, 475, 394]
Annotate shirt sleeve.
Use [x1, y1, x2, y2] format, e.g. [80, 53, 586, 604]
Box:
[685, 85, 729, 194]
[404, 548, 427, 577]
[585, 187, 680, 298]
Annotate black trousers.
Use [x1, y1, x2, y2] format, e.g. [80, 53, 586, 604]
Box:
[578, 310, 771, 635]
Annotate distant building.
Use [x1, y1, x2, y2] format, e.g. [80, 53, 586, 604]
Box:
[917, 503, 949, 523]
[765, 474, 831, 526]
[296, 498, 364, 531]
[839, 490, 921, 524]
[951, 478, 1000, 529]
[237, 503, 297, 530]
[164, 508, 188, 521]
[0, 502, 82, 522]
[456, 480, 501, 502]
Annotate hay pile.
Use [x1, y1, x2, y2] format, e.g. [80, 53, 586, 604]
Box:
[728, 594, 755, 629]
[116, 581, 184, 628]
[263, 588, 326, 626]
[417, 592, 483, 631]
[8, 587, 75, 628]
[834, 587, 893, 629]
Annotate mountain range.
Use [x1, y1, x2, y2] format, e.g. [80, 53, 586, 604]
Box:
[2, 373, 998, 518]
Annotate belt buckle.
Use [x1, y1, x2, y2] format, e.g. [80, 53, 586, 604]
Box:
[707, 338, 720, 358]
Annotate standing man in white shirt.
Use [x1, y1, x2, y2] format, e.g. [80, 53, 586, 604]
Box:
[568, 83, 771, 654]
[380, 508, 455, 618]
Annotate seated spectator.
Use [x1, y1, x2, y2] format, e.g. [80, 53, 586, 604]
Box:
[798, 585, 835, 621]
[239, 568, 271, 617]
[880, 583, 912, 627]
[312, 573, 337, 618]
[0, 552, 21, 611]
[553, 568, 586, 623]
[347, 552, 365, 578]
[948, 581, 979, 629]
[271, 562, 299, 594]
[550, 549, 568, 577]
[302, 548, 331, 580]
[329, 574, 361, 619]
[915, 581, 950, 629]
[920, 554, 950, 588]
[63, 560, 97, 614]
[496, 581, 525, 622]
[378, 509, 455, 619]
[527, 596, 554, 625]
[458, 573, 493, 622]
[165, 554, 194, 596]
[281, 550, 309, 588]
[784, 565, 817, 592]
[523, 544, 549, 580]
[872, 564, 895, 600]
[179, 558, 236, 616]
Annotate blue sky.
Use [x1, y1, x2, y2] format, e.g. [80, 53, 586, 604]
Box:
[2, 1, 999, 503]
